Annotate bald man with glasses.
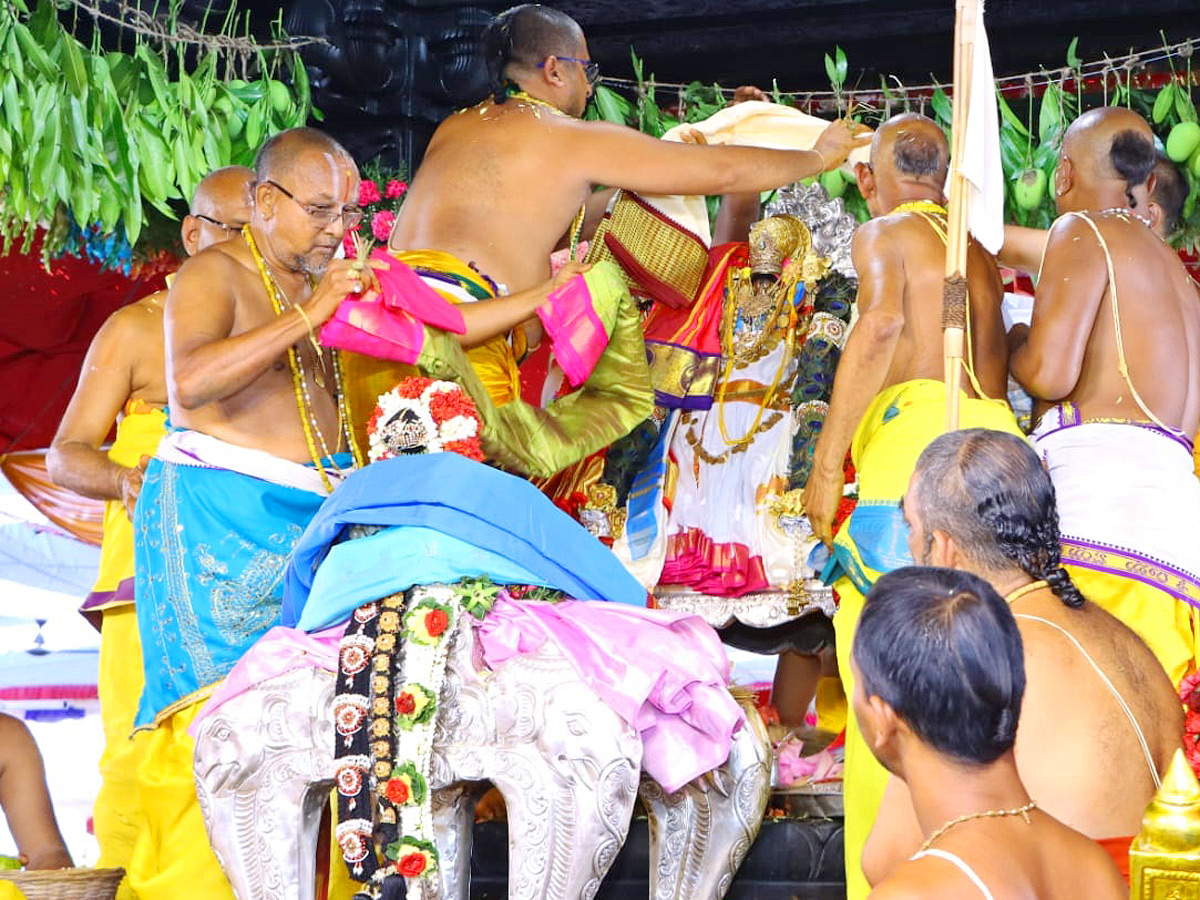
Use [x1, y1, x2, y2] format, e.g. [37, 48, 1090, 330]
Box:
[46, 164, 253, 900]
[120, 128, 378, 900]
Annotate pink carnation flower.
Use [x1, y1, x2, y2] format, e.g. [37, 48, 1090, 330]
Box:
[371, 210, 396, 242]
[358, 180, 381, 206]
[385, 179, 408, 199]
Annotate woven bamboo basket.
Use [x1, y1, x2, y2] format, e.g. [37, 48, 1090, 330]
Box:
[0, 867, 124, 900]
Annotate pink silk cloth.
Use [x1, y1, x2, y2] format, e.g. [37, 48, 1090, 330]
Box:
[535, 272, 611, 388]
[477, 597, 742, 792]
[195, 602, 742, 793]
[319, 250, 465, 364]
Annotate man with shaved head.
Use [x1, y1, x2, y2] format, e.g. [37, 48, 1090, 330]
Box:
[798, 113, 1022, 900]
[1011, 107, 1200, 689]
[47, 164, 253, 899]
[125, 127, 375, 900]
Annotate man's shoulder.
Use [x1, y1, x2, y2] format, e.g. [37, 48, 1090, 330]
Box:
[869, 858, 967, 899]
[175, 239, 254, 286]
[96, 291, 165, 344]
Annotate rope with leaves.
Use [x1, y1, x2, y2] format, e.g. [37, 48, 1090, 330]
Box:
[0, 0, 315, 272]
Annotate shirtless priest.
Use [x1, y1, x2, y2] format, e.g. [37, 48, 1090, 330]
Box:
[1009, 107, 1200, 688]
[866, 428, 1182, 887]
[852, 566, 1126, 900]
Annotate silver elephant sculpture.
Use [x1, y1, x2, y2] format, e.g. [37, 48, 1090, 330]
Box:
[193, 591, 771, 900]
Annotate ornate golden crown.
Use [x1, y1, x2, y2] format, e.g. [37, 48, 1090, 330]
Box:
[748, 214, 810, 278]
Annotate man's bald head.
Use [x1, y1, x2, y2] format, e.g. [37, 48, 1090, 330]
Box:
[1057, 107, 1156, 212]
[857, 113, 947, 216]
[190, 166, 254, 220]
[253, 127, 355, 187]
[182, 165, 255, 256]
[871, 113, 949, 183]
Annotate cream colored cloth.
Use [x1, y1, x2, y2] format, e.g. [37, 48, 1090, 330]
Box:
[637, 101, 873, 245]
[957, 1, 1005, 254]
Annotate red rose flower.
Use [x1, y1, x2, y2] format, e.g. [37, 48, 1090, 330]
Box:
[397, 852, 427, 877]
[384, 778, 410, 804]
[396, 692, 416, 715]
[425, 608, 449, 637]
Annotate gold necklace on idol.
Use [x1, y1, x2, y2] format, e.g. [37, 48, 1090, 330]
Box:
[243, 225, 364, 492]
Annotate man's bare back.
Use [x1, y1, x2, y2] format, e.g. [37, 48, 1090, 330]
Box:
[1013, 588, 1181, 834]
[1021, 213, 1200, 432]
[874, 810, 1124, 900]
[866, 589, 1181, 886]
[858, 212, 1008, 400]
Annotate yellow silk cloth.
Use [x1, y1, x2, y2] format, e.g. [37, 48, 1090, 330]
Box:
[399, 249, 520, 404]
[416, 260, 654, 478]
[87, 400, 166, 610]
[1067, 566, 1198, 686]
[93, 605, 147, 900]
[830, 379, 1022, 900]
[127, 702, 238, 900]
[125, 699, 367, 900]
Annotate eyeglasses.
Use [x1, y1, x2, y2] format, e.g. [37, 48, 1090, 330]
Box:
[266, 180, 364, 229]
[538, 56, 601, 88]
[194, 214, 242, 235]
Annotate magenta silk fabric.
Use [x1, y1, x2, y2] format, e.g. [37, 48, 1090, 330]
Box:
[477, 597, 742, 792]
[319, 250, 466, 363]
[535, 273, 611, 388]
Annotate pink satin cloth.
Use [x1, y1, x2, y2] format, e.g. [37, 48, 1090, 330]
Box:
[660, 528, 771, 596]
[192, 625, 343, 735]
[194, 602, 742, 793]
[319, 250, 466, 363]
[478, 597, 742, 792]
[535, 274, 611, 388]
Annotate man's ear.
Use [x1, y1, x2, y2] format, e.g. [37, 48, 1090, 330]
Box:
[855, 162, 875, 200]
[928, 529, 960, 569]
[255, 182, 275, 220]
[539, 55, 567, 88]
[1054, 156, 1073, 198]
[180, 215, 201, 257]
[868, 694, 900, 751]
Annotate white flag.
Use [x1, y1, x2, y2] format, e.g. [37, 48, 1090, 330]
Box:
[958, 1, 1004, 254]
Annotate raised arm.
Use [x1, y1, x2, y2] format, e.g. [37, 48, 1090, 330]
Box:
[802, 221, 907, 547]
[47, 307, 150, 514]
[0, 715, 72, 870]
[1009, 216, 1107, 402]
[454, 262, 588, 348]
[998, 224, 1049, 275]
[565, 117, 868, 198]
[166, 249, 374, 410]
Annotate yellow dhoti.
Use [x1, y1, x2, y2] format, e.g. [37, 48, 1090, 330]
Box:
[127, 703, 236, 900]
[828, 380, 1022, 900]
[86, 401, 165, 900]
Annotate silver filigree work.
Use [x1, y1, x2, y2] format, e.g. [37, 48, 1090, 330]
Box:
[194, 588, 772, 900]
[765, 183, 860, 280]
[653, 587, 837, 629]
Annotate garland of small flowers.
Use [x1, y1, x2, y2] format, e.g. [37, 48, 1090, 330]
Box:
[366, 378, 484, 464]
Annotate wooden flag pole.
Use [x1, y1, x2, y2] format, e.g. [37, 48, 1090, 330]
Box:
[943, 0, 979, 432]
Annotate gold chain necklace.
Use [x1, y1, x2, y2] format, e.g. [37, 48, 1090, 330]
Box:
[891, 200, 948, 216]
[242, 226, 364, 492]
[920, 800, 1037, 852]
[1004, 579, 1048, 605]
